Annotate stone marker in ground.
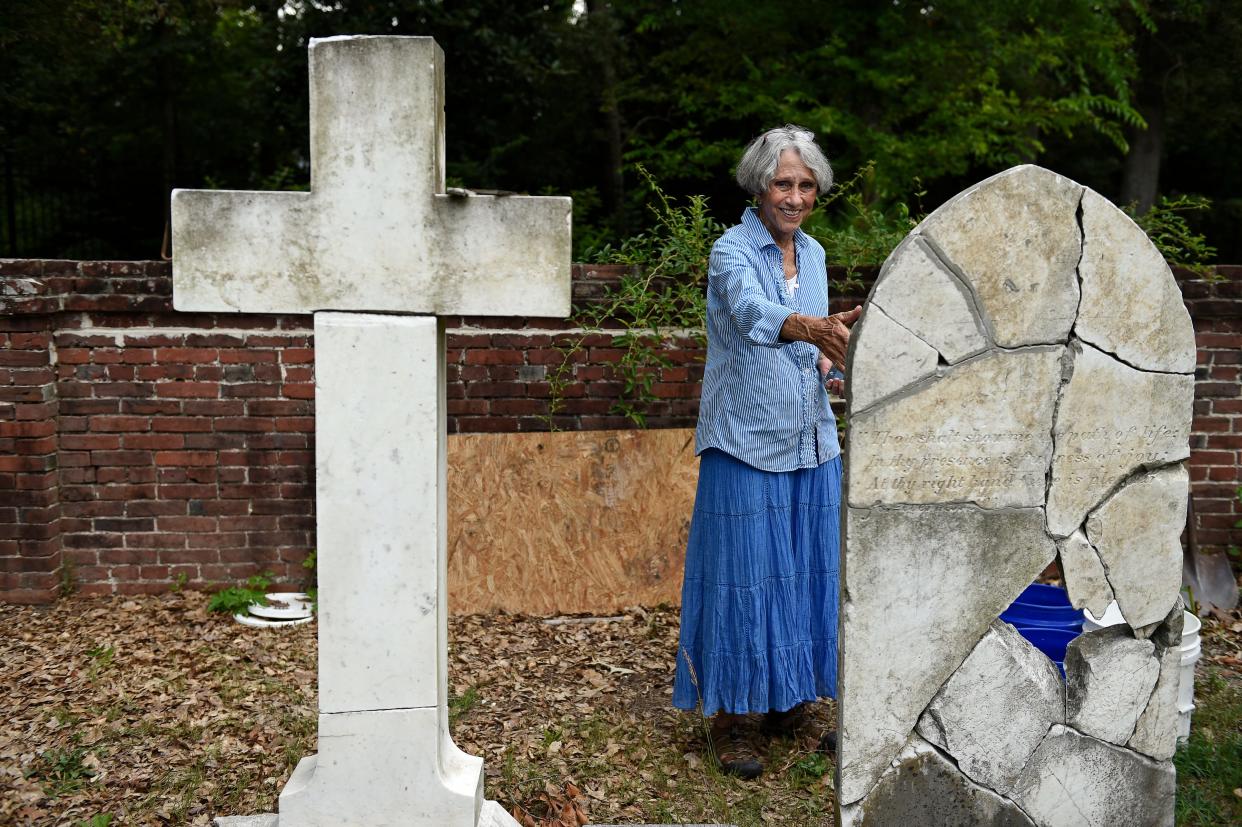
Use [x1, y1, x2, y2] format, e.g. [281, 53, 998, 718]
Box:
[179, 36, 570, 827]
[840, 165, 1195, 825]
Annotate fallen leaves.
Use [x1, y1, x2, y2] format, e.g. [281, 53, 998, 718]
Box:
[3, 593, 1238, 826]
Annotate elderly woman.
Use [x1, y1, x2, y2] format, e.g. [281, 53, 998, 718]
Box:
[672, 125, 860, 779]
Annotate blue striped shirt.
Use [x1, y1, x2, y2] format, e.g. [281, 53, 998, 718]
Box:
[695, 207, 840, 472]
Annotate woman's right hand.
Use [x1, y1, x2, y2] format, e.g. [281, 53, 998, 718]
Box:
[781, 306, 861, 367]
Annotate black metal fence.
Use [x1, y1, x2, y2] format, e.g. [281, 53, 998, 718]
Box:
[2, 150, 119, 260]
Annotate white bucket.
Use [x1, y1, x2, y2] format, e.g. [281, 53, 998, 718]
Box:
[1177, 612, 1202, 744]
[1081, 601, 1202, 745]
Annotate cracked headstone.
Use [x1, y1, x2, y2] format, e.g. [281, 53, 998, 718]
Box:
[175, 36, 569, 827]
[1010, 725, 1176, 827]
[1065, 627, 1159, 744]
[916, 620, 1063, 793]
[841, 164, 1193, 825]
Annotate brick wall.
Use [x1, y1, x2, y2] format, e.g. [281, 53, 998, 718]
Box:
[1184, 270, 1242, 551]
[1, 259, 1239, 602]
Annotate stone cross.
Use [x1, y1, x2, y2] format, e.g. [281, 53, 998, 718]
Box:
[839, 165, 1194, 825]
[173, 36, 569, 827]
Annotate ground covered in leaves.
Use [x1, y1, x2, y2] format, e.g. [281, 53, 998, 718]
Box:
[1, 591, 1239, 826]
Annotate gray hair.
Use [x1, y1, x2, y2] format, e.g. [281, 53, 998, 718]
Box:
[735, 124, 833, 197]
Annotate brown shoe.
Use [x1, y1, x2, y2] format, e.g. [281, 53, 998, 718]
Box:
[761, 703, 809, 738]
[709, 713, 763, 779]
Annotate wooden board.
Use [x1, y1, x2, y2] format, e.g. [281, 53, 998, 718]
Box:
[447, 429, 699, 614]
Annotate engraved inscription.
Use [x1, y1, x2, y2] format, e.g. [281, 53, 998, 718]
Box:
[848, 348, 1063, 509]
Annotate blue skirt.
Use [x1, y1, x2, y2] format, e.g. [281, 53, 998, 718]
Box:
[673, 448, 842, 716]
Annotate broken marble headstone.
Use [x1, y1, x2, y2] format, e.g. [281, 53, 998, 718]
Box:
[841, 165, 1194, 824]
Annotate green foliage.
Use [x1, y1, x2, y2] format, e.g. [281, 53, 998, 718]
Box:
[1173, 669, 1242, 826]
[804, 162, 922, 292]
[1126, 195, 1219, 280]
[60, 560, 77, 597]
[448, 686, 480, 727]
[207, 571, 272, 614]
[27, 741, 95, 797]
[546, 166, 723, 427]
[788, 751, 832, 787]
[75, 816, 113, 827]
[85, 644, 116, 682]
[170, 572, 189, 592]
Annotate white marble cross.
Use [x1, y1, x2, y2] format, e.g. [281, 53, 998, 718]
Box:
[173, 36, 569, 827]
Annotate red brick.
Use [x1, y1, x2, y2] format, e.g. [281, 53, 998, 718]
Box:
[280, 348, 315, 364]
[1190, 450, 1236, 466]
[155, 382, 220, 399]
[97, 484, 158, 501]
[91, 450, 151, 466]
[220, 349, 278, 364]
[97, 466, 157, 484]
[138, 364, 194, 381]
[155, 451, 217, 467]
[0, 455, 55, 472]
[155, 347, 218, 363]
[151, 417, 212, 433]
[490, 399, 544, 415]
[123, 433, 185, 450]
[0, 419, 56, 437]
[274, 417, 314, 433]
[90, 415, 149, 433]
[282, 383, 315, 400]
[157, 483, 216, 499]
[157, 516, 218, 532]
[463, 350, 523, 365]
[0, 350, 50, 367]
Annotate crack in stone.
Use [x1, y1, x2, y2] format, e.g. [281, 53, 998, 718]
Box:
[1080, 459, 1190, 548]
[851, 504, 1047, 517]
[1074, 327, 1195, 376]
[1043, 345, 1078, 535]
[850, 342, 1064, 419]
[918, 232, 998, 347]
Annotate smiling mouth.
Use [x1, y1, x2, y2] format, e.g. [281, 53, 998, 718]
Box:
[780, 207, 802, 219]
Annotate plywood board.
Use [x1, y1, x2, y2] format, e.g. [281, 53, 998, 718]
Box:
[447, 429, 698, 614]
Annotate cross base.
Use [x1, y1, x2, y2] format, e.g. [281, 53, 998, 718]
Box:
[277, 708, 484, 826]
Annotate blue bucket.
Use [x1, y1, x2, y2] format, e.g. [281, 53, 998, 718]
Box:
[1012, 626, 1079, 679]
[1000, 583, 1083, 632]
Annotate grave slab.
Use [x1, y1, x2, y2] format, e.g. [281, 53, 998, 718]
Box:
[1045, 341, 1193, 537]
[841, 164, 1188, 825]
[917, 165, 1082, 348]
[174, 35, 568, 827]
[848, 347, 1063, 509]
[916, 620, 1063, 793]
[870, 235, 989, 363]
[1065, 627, 1159, 745]
[838, 505, 1055, 804]
[848, 304, 938, 411]
[1086, 465, 1189, 628]
[1010, 725, 1175, 827]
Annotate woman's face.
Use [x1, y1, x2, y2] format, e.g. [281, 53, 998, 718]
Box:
[757, 149, 818, 241]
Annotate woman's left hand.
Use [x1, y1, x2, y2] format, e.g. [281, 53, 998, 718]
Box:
[818, 354, 844, 396]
